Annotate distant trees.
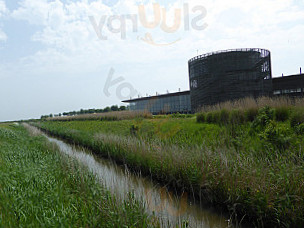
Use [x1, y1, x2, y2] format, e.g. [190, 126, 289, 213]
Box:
[120, 106, 126, 111]
[41, 114, 54, 119]
[103, 107, 111, 113]
[111, 105, 119, 111]
[41, 105, 129, 119]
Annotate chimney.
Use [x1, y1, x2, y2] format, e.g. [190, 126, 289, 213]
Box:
[300, 67, 302, 75]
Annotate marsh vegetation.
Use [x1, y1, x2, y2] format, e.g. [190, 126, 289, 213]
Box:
[34, 97, 304, 227]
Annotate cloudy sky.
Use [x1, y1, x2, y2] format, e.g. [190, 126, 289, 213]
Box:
[0, 0, 303, 121]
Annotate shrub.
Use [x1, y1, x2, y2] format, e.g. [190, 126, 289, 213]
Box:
[206, 112, 213, 123]
[170, 113, 194, 119]
[100, 116, 118, 121]
[212, 111, 221, 124]
[290, 111, 304, 128]
[245, 108, 259, 122]
[229, 109, 245, 125]
[252, 106, 275, 129]
[170, 112, 181, 118]
[259, 120, 291, 150]
[196, 113, 206, 123]
[185, 114, 194, 118]
[275, 107, 290, 122]
[130, 124, 140, 136]
[295, 123, 304, 135]
[220, 109, 230, 125]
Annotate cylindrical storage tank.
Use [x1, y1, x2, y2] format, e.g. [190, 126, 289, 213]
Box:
[188, 48, 272, 112]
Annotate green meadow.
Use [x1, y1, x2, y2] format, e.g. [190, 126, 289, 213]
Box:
[34, 101, 304, 227]
[0, 123, 156, 227]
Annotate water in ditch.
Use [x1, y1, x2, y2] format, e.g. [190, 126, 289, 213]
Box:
[41, 130, 233, 227]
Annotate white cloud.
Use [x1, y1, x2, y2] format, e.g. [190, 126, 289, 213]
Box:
[6, 0, 304, 77]
[11, 0, 50, 25]
[0, 0, 8, 42]
[0, 0, 7, 15]
[9, 1, 187, 73]
[0, 29, 6, 41]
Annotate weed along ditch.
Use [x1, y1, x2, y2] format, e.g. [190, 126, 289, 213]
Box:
[30, 124, 231, 227]
[32, 100, 304, 227]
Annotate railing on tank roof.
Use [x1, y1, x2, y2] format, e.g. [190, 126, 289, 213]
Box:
[188, 48, 270, 63]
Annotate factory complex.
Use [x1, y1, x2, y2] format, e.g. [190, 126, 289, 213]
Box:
[123, 48, 304, 114]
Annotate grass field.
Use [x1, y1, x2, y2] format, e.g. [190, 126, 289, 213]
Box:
[0, 123, 156, 227]
[34, 103, 304, 227]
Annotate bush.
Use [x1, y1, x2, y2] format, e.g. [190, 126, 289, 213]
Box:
[170, 113, 179, 118]
[290, 111, 304, 128]
[212, 111, 221, 124]
[275, 107, 290, 122]
[185, 114, 194, 118]
[245, 108, 259, 122]
[170, 113, 193, 119]
[206, 112, 213, 123]
[259, 120, 291, 150]
[220, 109, 230, 125]
[252, 106, 275, 129]
[229, 109, 245, 125]
[130, 124, 140, 136]
[196, 113, 205, 123]
[295, 123, 304, 135]
[100, 116, 118, 121]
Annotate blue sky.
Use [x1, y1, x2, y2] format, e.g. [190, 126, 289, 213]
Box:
[0, 0, 304, 121]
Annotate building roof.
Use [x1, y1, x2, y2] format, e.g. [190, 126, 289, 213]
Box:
[188, 48, 270, 63]
[122, 90, 190, 103]
[273, 74, 304, 82]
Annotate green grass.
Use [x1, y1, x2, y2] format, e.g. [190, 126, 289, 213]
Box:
[0, 123, 156, 227]
[34, 108, 304, 227]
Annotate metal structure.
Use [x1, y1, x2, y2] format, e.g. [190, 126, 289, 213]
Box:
[122, 91, 191, 114]
[188, 48, 272, 112]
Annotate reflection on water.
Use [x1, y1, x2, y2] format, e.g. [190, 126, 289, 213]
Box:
[43, 132, 230, 227]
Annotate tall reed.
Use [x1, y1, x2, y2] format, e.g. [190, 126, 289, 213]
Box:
[199, 96, 304, 113]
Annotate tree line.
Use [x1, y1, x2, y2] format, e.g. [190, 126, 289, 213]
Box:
[41, 105, 128, 119]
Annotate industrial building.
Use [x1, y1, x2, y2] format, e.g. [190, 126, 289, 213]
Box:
[122, 48, 303, 114]
[272, 74, 304, 97]
[188, 48, 272, 112]
[123, 91, 191, 115]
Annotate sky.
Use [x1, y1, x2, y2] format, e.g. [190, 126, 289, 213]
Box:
[0, 0, 303, 121]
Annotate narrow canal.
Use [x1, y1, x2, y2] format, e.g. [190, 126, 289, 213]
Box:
[35, 126, 232, 227]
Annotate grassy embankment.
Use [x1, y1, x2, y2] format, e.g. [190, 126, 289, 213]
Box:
[34, 97, 304, 227]
[0, 123, 157, 227]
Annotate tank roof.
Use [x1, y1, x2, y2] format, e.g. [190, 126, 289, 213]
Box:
[189, 48, 270, 63]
